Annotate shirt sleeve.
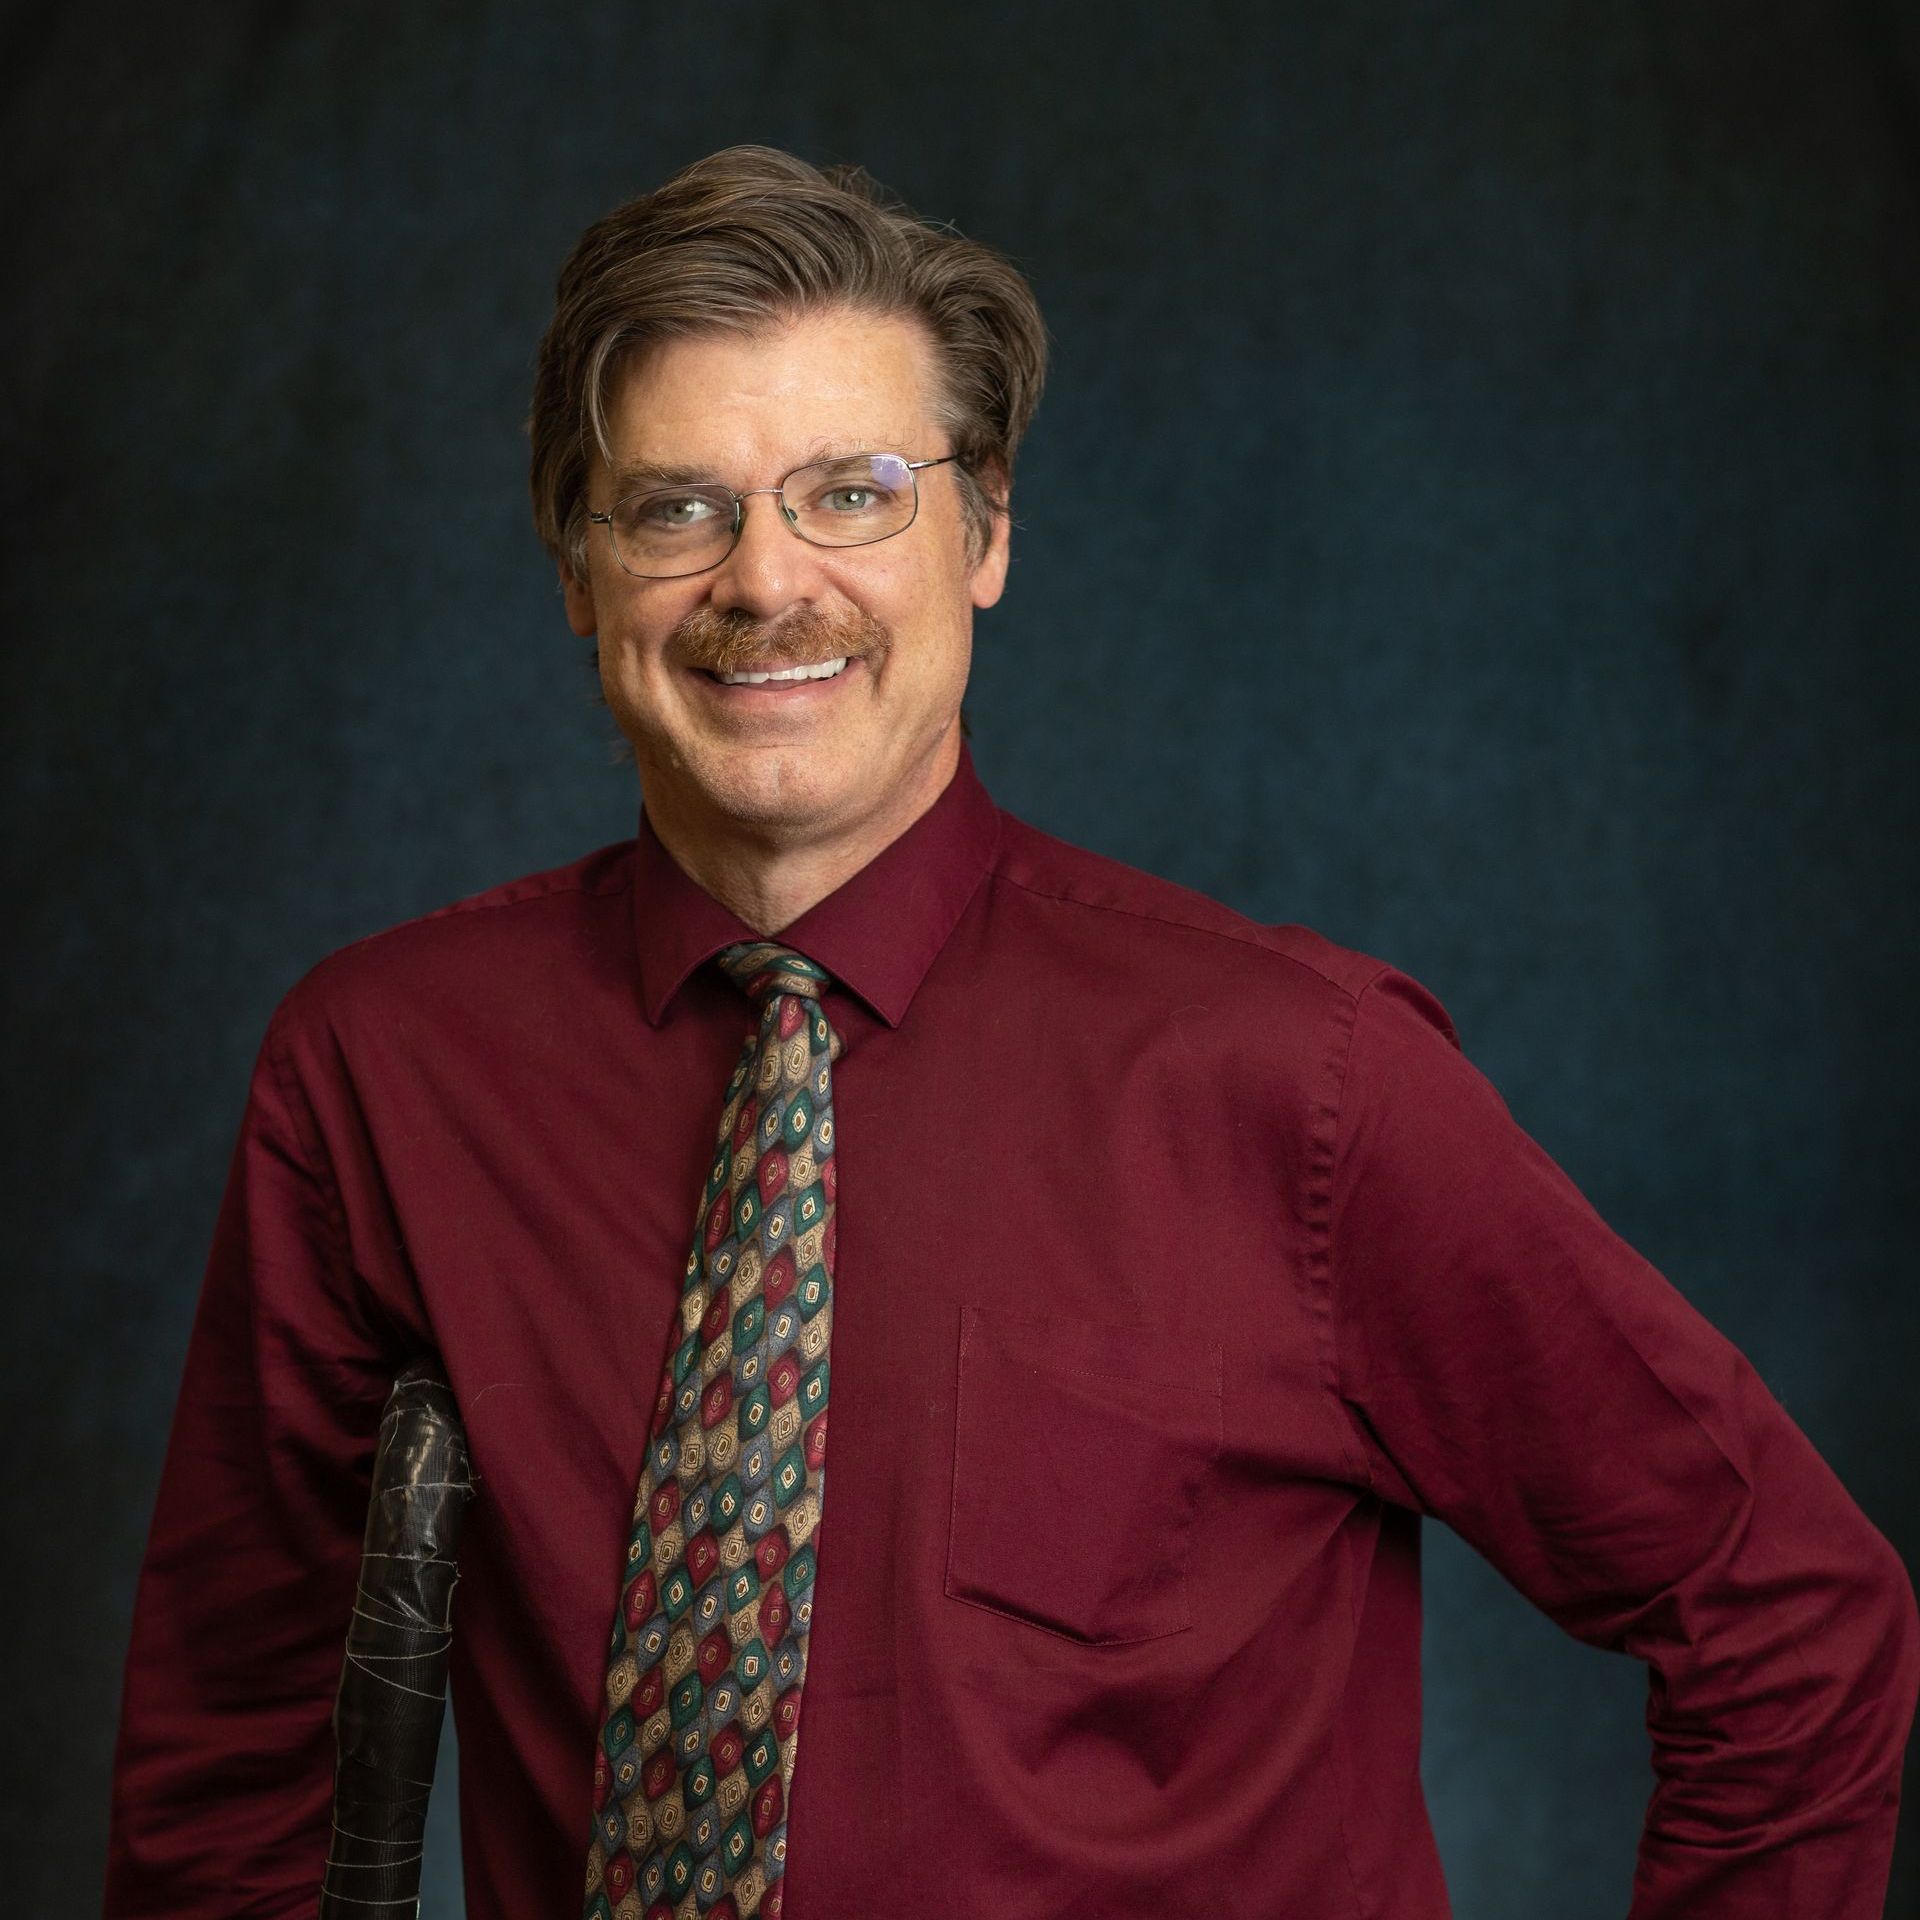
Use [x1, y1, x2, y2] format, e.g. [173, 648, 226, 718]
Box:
[103, 990, 416, 1917]
[1326, 966, 1920, 1919]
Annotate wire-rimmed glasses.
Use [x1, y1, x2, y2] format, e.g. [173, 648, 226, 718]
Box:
[586, 450, 959, 580]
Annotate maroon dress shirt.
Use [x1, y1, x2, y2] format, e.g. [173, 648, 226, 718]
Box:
[105, 742, 1918, 1918]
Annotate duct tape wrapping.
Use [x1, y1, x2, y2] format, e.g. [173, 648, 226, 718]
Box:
[320, 1356, 476, 1919]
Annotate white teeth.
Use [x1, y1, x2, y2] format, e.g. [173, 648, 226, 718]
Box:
[716, 656, 849, 686]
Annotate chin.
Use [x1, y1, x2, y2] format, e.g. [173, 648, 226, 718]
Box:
[693, 749, 857, 832]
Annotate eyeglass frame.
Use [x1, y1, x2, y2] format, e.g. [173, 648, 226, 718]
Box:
[584, 450, 962, 580]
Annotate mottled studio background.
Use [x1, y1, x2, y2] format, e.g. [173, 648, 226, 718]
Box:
[4, 3, 1916, 1913]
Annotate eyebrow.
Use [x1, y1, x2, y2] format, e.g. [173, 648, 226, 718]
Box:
[605, 438, 908, 496]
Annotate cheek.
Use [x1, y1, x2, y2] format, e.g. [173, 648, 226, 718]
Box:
[869, 553, 971, 637]
[601, 595, 685, 664]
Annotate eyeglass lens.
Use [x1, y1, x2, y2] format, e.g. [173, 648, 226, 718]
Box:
[608, 453, 918, 577]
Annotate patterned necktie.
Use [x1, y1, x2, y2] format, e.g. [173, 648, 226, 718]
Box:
[586, 941, 842, 1920]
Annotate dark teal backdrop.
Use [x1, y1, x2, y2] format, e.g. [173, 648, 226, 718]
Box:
[5, 5, 1915, 1914]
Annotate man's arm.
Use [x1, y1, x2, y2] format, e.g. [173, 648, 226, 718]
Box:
[1326, 967, 1919, 1918]
[105, 993, 411, 1916]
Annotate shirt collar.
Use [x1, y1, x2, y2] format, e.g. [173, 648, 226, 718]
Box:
[631, 739, 1003, 1029]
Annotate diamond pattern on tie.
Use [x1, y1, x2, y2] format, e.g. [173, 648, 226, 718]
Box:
[586, 942, 842, 1920]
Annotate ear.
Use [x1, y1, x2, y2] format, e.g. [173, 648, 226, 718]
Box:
[968, 463, 1012, 612]
[560, 560, 597, 638]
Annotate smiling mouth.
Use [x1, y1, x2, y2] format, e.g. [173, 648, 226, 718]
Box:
[699, 656, 852, 686]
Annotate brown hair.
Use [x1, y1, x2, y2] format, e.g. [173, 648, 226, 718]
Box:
[528, 145, 1049, 583]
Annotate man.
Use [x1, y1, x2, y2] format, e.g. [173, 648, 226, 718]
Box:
[106, 144, 1917, 1919]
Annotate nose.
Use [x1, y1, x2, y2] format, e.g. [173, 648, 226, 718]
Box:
[703, 487, 828, 621]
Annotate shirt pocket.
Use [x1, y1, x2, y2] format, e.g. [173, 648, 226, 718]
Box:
[944, 1302, 1224, 1646]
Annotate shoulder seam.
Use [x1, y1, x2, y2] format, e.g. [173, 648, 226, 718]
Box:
[262, 998, 424, 1357]
[261, 998, 356, 1282]
[415, 868, 628, 924]
[306, 855, 632, 973]
[986, 865, 1383, 1003]
[1314, 979, 1380, 1495]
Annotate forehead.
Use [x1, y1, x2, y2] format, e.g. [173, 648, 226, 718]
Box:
[600, 308, 942, 484]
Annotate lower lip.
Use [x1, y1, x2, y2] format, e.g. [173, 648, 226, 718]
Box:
[689, 656, 865, 706]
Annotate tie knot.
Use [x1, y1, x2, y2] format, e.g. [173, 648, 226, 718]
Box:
[715, 941, 832, 1007]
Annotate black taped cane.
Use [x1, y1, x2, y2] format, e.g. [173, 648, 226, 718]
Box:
[319, 1357, 476, 1918]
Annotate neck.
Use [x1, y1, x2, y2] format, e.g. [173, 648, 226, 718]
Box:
[640, 731, 962, 936]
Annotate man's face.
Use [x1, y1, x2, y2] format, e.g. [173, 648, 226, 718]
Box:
[563, 306, 1010, 848]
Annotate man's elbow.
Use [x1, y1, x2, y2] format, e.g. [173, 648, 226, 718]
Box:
[1872, 1524, 1919, 1713]
[1823, 1518, 1920, 1806]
